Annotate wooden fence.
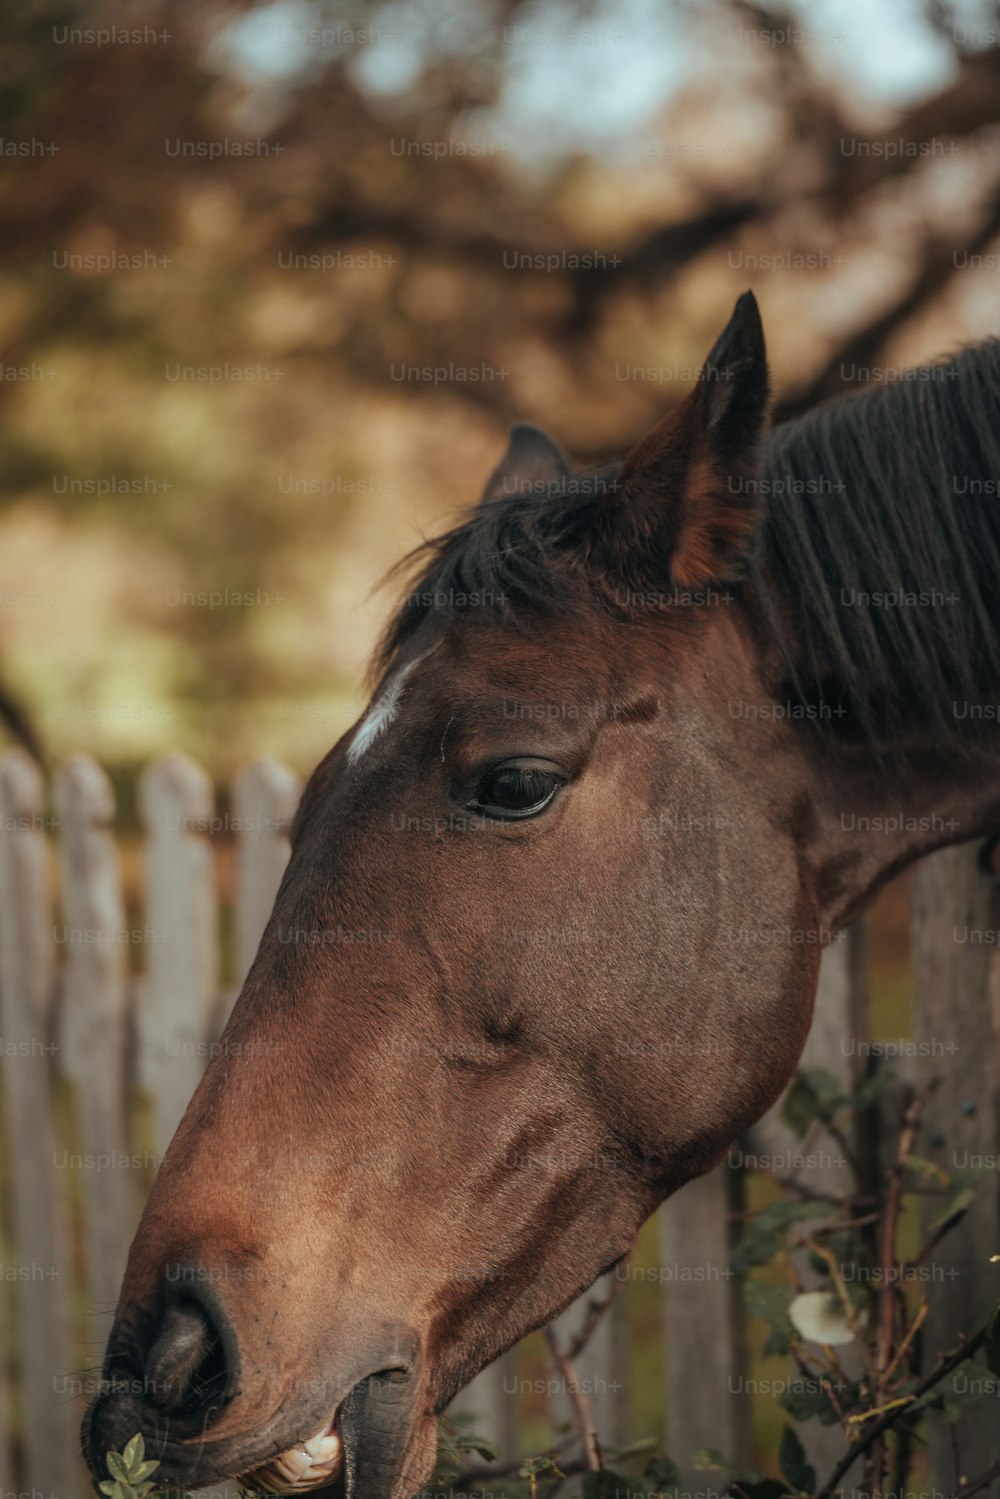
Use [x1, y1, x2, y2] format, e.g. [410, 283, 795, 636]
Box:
[0, 747, 997, 1498]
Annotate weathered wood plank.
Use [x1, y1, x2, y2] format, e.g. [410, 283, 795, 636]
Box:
[54, 755, 134, 1320]
[233, 759, 301, 987]
[453, 1353, 519, 1463]
[0, 750, 82, 1495]
[744, 924, 868, 1482]
[913, 845, 1000, 1497]
[137, 755, 217, 1153]
[661, 1162, 748, 1469]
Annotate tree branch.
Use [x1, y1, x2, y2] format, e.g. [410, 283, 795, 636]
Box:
[814, 1323, 990, 1499]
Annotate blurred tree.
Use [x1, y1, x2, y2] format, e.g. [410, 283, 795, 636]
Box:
[2, 0, 1000, 768]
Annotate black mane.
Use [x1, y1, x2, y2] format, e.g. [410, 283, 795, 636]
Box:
[378, 339, 1000, 750]
[758, 340, 1000, 748]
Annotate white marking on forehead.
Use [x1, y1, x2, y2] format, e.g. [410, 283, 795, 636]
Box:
[347, 659, 420, 764]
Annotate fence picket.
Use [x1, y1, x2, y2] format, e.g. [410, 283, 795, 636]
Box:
[661, 1162, 748, 1470]
[454, 1353, 519, 1463]
[0, 750, 82, 1496]
[233, 759, 301, 985]
[137, 754, 217, 1154]
[912, 845, 1000, 1497]
[54, 754, 134, 1321]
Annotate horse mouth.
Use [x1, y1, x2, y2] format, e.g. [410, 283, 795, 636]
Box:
[84, 1346, 420, 1498]
[240, 1409, 343, 1494]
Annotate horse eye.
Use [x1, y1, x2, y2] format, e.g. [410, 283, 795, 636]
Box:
[471, 765, 563, 821]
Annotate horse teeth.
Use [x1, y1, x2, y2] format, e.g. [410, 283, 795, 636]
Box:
[282, 1448, 313, 1477]
[243, 1422, 343, 1493]
[304, 1429, 341, 1461]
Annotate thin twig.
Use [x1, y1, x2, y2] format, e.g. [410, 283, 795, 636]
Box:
[564, 1276, 621, 1363]
[907, 1202, 972, 1272]
[823, 1116, 867, 1185]
[457, 1442, 657, 1499]
[955, 1456, 1000, 1499]
[763, 1174, 867, 1209]
[881, 1296, 928, 1387]
[808, 1213, 882, 1237]
[544, 1325, 602, 1473]
[846, 1395, 912, 1426]
[877, 1083, 939, 1387]
[792, 1344, 853, 1437]
[814, 1324, 989, 1499]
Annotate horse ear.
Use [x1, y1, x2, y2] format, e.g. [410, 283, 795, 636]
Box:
[613, 291, 770, 587]
[480, 423, 572, 504]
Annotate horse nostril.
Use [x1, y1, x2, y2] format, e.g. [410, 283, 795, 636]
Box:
[146, 1301, 224, 1412]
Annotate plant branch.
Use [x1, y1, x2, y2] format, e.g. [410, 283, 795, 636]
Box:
[955, 1456, 1000, 1499]
[544, 1325, 603, 1473]
[877, 1083, 939, 1388]
[814, 1324, 990, 1499]
[564, 1275, 621, 1363]
[881, 1296, 928, 1388]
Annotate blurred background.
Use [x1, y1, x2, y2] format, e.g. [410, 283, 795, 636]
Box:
[3, 0, 1000, 779]
[1, 0, 999, 1487]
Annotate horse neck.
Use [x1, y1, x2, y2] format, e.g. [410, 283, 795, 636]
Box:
[742, 577, 1000, 934]
[796, 733, 1000, 931]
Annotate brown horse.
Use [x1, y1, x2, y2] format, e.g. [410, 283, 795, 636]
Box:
[83, 292, 1000, 1497]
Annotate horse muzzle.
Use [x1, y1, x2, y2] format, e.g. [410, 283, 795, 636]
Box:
[82, 1336, 427, 1499]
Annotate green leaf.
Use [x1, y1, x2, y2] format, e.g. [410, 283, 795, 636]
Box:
[105, 1454, 130, 1483]
[746, 1279, 796, 1353]
[778, 1426, 816, 1494]
[801, 1068, 847, 1113]
[850, 1071, 895, 1111]
[905, 1154, 951, 1185]
[645, 1455, 682, 1492]
[692, 1448, 730, 1470]
[928, 1185, 977, 1233]
[781, 1077, 816, 1139]
[583, 1469, 633, 1499]
[517, 1454, 565, 1483]
[463, 1438, 499, 1462]
[730, 1201, 835, 1273]
[744, 1280, 791, 1328]
[782, 1070, 845, 1137]
[130, 1463, 160, 1484]
[731, 1226, 783, 1273]
[122, 1433, 145, 1473]
[779, 1381, 837, 1423]
[763, 1323, 793, 1356]
[432, 1413, 500, 1477]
